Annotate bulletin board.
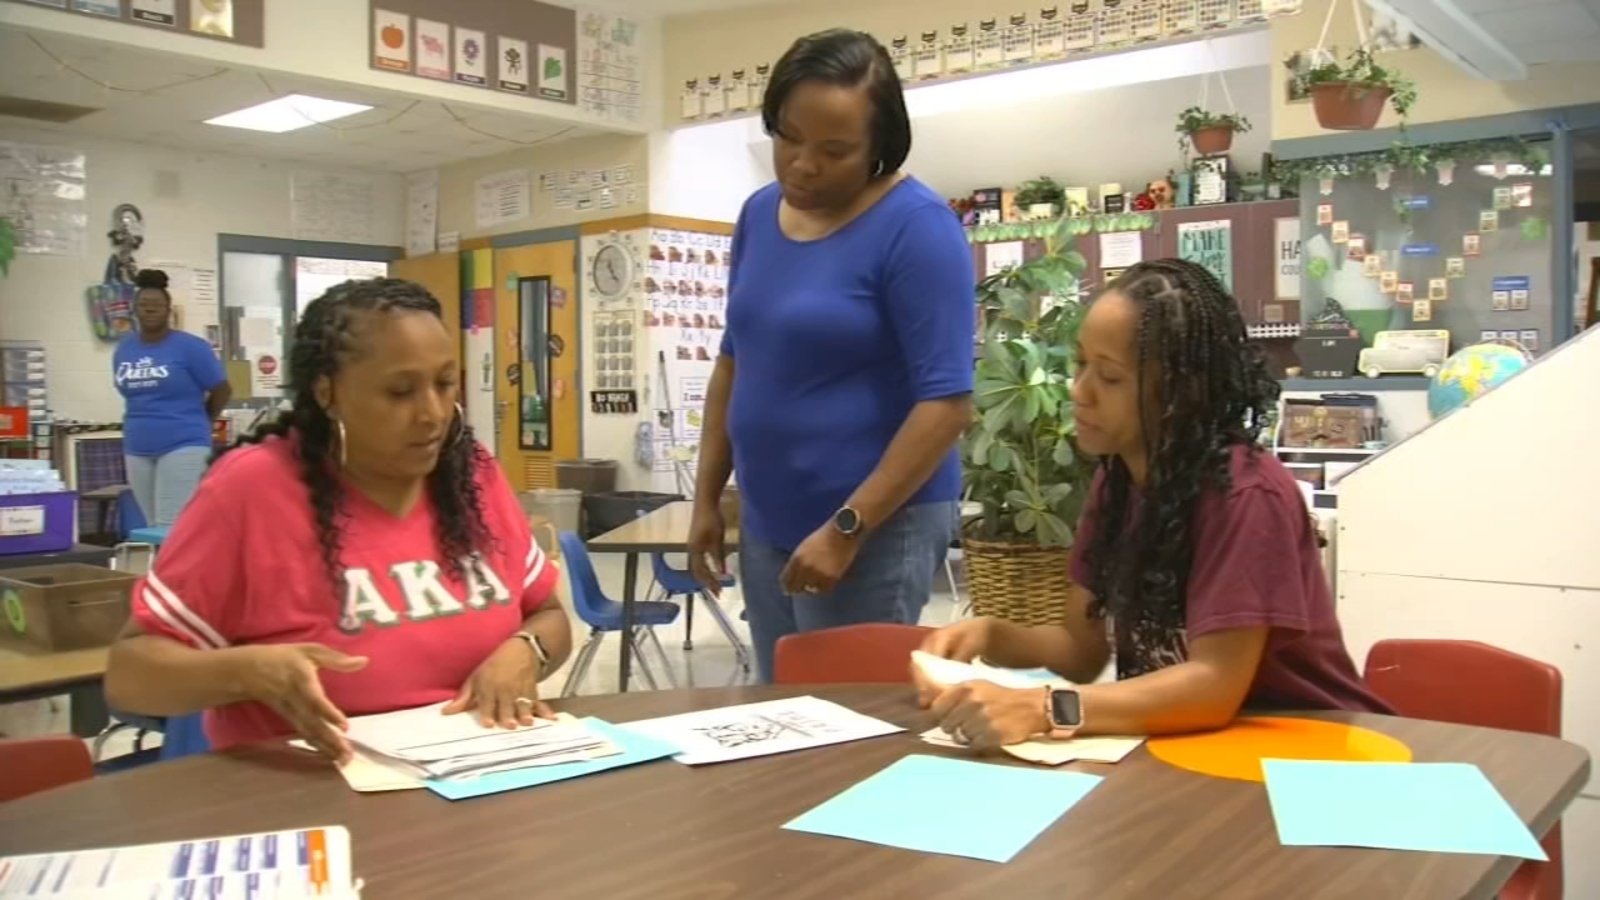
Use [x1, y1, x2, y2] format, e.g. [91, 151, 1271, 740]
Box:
[1, 0, 266, 47]
[368, 0, 575, 105]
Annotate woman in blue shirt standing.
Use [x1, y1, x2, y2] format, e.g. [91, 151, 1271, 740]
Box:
[113, 269, 231, 526]
[689, 29, 975, 682]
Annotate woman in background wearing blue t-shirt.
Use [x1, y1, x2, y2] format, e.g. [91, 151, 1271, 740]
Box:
[688, 29, 976, 682]
[113, 269, 231, 526]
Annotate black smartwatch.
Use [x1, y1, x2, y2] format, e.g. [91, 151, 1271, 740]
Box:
[832, 506, 864, 538]
[1048, 688, 1083, 731]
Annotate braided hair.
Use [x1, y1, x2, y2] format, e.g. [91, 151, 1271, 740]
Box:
[1080, 259, 1279, 647]
[215, 278, 492, 602]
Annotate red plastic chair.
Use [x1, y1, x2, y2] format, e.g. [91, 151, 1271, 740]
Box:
[773, 623, 933, 685]
[0, 736, 94, 803]
[1363, 640, 1562, 900]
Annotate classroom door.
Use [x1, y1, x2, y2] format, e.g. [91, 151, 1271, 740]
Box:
[391, 253, 462, 354]
[493, 241, 579, 490]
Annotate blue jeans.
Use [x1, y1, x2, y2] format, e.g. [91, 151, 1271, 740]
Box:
[739, 500, 959, 683]
[125, 445, 210, 527]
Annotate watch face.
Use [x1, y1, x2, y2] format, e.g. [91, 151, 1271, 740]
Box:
[1050, 689, 1082, 728]
[834, 507, 861, 534]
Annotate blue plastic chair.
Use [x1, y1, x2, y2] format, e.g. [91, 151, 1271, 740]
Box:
[649, 554, 749, 672]
[558, 531, 680, 697]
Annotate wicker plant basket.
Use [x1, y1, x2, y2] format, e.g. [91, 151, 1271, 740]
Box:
[962, 537, 1074, 626]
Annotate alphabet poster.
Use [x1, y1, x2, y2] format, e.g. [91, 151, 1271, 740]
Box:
[1178, 220, 1234, 292]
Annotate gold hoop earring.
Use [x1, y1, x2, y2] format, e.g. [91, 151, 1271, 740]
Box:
[450, 402, 467, 449]
[334, 418, 348, 469]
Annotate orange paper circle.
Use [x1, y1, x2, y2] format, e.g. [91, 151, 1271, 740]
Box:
[1147, 716, 1412, 782]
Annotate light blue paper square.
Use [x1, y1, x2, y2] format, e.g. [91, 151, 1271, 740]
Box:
[425, 718, 681, 801]
[783, 755, 1103, 863]
[1262, 760, 1547, 860]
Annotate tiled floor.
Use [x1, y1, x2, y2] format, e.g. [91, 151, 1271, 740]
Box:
[0, 551, 969, 761]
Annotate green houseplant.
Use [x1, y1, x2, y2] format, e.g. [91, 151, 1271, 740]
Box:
[1303, 48, 1416, 131]
[0, 217, 15, 278]
[1176, 106, 1251, 157]
[963, 219, 1097, 625]
[1014, 176, 1066, 220]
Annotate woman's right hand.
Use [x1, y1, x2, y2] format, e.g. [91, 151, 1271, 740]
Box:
[231, 643, 367, 763]
[687, 505, 727, 595]
[919, 617, 995, 663]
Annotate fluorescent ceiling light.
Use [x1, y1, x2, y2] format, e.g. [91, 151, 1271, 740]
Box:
[205, 94, 372, 133]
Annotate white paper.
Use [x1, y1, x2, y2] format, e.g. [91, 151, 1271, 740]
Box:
[454, 28, 488, 86]
[414, 19, 450, 79]
[238, 316, 278, 349]
[985, 241, 1025, 276]
[291, 172, 375, 244]
[621, 696, 902, 765]
[248, 349, 283, 397]
[578, 10, 643, 123]
[438, 231, 460, 253]
[475, 169, 531, 229]
[918, 726, 1144, 765]
[405, 169, 439, 256]
[342, 704, 610, 780]
[1275, 217, 1302, 301]
[537, 44, 568, 99]
[0, 140, 87, 257]
[497, 36, 530, 92]
[911, 651, 1059, 690]
[1098, 231, 1144, 269]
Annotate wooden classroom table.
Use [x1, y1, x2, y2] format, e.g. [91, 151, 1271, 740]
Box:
[0, 544, 116, 571]
[0, 642, 110, 737]
[586, 501, 738, 692]
[0, 684, 1587, 900]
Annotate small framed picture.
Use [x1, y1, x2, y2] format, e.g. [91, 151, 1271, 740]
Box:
[1346, 234, 1366, 258]
[1492, 290, 1510, 311]
[1428, 278, 1448, 301]
[1480, 329, 1499, 343]
[1397, 282, 1414, 303]
[1332, 221, 1350, 243]
[1512, 183, 1534, 208]
[1464, 233, 1482, 257]
[1493, 187, 1513, 211]
[1317, 204, 1334, 226]
[1500, 330, 1520, 343]
[1363, 254, 1382, 277]
[1480, 210, 1500, 232]
[1519, 329, 1539, 350]
[1511, 289, 1530, 311]
[1411, 299, 1432, 322]
[1380, 271, 1399, 292]
[1446, 257, 1466, 278]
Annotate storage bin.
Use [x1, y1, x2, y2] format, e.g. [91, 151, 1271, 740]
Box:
[583, 490, 683, 538]
[555, 459, 619, 495]
[0, 563, 136, 650]
[520, 488, 583, 537]
[0, 490, 76, 556]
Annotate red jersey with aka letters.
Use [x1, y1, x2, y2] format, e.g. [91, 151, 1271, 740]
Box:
[129, 436, 559, 750]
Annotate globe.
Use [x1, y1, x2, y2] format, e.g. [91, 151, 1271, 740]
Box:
[1427, 342, 1532, 419]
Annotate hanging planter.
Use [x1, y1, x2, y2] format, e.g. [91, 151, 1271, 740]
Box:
[1300, 0, 1416, 133]
[1176, 107, 1251, 158]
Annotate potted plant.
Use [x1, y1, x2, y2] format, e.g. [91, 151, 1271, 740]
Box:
[1176, 106, 1251, 157]
[963, 220, 1097, 626]
[1014, 176, 1067, 220]
[1303, 48, 1416, 131]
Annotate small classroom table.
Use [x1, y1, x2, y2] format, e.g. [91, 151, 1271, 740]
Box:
[586, 501, 738, 692]
[0, 544, 116, 571]
[0, 685, 1586, 900]
[0, 642, 110, 737]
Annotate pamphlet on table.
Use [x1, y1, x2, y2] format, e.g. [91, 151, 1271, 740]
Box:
[340, 704, 618, 781]
[0, 827, 360, 898]
[621, 696, 903, 765]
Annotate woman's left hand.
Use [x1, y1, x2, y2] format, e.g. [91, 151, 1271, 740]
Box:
[779, 525, 861, 595]
[443, 637, 553, 728]
[925, 682, 1050, 751]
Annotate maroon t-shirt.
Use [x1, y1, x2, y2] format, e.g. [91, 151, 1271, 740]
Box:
[1070, 443, 1392, 714]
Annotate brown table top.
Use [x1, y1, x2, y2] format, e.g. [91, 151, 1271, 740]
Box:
[586, 500, 739, 554]
[0, 685, 1587, 899]
[0, 642, 108, 696]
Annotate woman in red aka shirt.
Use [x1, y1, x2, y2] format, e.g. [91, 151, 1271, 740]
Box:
[917, 259, 1390, 749]
[105, 278, 570, 762]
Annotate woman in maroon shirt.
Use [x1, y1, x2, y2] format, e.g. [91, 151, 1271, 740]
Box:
[917, 259, 1392, 749]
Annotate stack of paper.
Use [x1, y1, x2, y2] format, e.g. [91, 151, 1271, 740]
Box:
[911, 651, 1145, 765]
[341, 704, 619, 782]
[0, 826, 361, 898]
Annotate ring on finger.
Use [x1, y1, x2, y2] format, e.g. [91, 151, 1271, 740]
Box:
[953, 726, 972, 745]
[802, 585, 821, 594]
[514, 697, 536, 707]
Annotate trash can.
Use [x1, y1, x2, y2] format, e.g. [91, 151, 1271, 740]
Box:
[556, 459, 619, 495]
[519, 488, 583, 540]
[583, 490, 683, 538]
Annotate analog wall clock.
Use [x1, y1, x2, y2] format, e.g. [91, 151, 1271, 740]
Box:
[591, 242, 634, 304]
